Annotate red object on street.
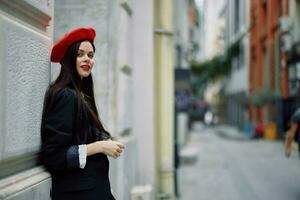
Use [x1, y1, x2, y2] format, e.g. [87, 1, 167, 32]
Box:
[255, 123, 264, 137]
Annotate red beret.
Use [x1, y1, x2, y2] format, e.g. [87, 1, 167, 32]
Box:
[50, 27, 96, 63]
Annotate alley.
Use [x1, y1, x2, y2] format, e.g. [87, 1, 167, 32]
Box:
[178, 124, 300, 200]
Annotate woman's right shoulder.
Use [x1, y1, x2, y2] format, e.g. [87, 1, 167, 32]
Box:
[47, 87, 77, 101]
[58, 88, 77, 97]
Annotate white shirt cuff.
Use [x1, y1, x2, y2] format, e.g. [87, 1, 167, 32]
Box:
[78, 144, 87, 169]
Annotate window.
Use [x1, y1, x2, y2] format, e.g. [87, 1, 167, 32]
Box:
[234, 0, 240, 33]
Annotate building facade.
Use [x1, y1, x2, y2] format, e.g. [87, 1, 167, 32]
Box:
[0, 0, 54, 199]
[196, 0, 226, 123]
[279, 0, 300, 135]
[249, 0, 290, 138]
[174, 0, 198, 154]
[0, 0, 178, 199]
[222, 0, 249, 129]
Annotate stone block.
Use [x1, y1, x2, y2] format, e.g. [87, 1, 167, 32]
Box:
[53, 0, 118, 130]
[0, 0, 53, 29]
[23, 0, 53, 17]
[0, 167, 51, 200]
[0, 15, 50, 159]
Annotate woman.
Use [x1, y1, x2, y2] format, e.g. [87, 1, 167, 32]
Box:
[40, 27, 124, 200]
[285, 108, 300, 158]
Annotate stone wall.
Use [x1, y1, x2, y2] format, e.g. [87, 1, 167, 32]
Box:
[53, 1, 139, 199]
[0, 0, 54, 199]
[0, 0, 156, 199]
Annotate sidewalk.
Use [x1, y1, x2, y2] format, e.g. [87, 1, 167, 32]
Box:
[178, 123, 248, 166]
[214, 124, 251, 140]
[178, 124, 240, 200]
[178, 122, 300, 200]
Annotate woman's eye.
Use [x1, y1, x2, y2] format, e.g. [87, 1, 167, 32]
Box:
[77, 52, 84, 57]
[88, 53, 94, 58]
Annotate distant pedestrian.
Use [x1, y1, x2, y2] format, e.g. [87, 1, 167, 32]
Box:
[40, 27, 124, 200]
[285, 108, 300, 158]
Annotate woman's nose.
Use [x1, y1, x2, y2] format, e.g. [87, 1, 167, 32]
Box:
[83, 54, 90, 62]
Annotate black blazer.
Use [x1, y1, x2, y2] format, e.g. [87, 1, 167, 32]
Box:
[41, 88, 115, 200]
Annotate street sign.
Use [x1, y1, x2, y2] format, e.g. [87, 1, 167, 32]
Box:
[175, 69, 191, 112]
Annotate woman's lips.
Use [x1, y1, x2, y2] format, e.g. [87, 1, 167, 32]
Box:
[81, 65, 90, 71]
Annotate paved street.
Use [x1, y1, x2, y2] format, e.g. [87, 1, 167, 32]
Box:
[178, 123, 300, 200]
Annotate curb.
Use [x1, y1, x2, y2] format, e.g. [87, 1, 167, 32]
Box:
[214, 125, 250, 141]
[179, 146, 198, 165]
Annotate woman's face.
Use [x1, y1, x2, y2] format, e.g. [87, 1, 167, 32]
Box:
[76, 41, 94, 79]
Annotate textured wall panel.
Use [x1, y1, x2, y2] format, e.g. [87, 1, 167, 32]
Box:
[117, 73, 133, 135]
[1, 16, 50, 159]
[53, 0, 110, 110]
[0, 0, 53, 30]
[0, 167, 51, 200]
[116, 7, 133, 135]
[23, 0, 52, 16]
[54, 0, 120, 134]
[54, 0, 108, 42]
[7, 179, 51, 200]
[0, 17, 4, 160]
[109, 137, 137, 200]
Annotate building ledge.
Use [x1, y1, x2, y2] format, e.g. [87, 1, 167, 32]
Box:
[0, 167, 50, 199]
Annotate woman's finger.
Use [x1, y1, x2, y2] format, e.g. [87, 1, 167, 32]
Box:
[111, 153, 117, 159]
[114, 152, 120, 158]
[116, 148, 123, 153]
[116, 143, 125, 149]
[285, 146, 291, 158]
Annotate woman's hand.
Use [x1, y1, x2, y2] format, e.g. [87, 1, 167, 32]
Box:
[285, 123, 298, 158]
[285, 147, 292, 158]
[285, 138, 292, 158]
[284, 132, 294, 158]
[87, 140, 125, 159]
[98, 140, 125, 159]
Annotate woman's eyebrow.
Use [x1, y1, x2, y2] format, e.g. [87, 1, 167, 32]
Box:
[78, 49, 94, 53]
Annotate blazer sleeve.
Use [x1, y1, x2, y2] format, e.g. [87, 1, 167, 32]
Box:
[41, 88, 81, 171]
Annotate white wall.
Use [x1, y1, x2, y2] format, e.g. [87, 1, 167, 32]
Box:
[132, 0, 156, 190]
[0, 0, 53, 199]
[224, 0, 249, 95]
[0, 0, 156, 199]
[224, 58, 249, 94]
[201, 0, 226, 60]
[290, 0, 300, 43]
[53, 0, 119, 134]
[53, 1, 155, 199]
[175, 0, 190, 68]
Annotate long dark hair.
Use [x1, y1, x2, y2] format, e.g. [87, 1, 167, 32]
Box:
[41, 40, 111, 144]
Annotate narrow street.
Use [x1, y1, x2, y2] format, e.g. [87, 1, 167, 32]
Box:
[178, 123, 300, 200]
